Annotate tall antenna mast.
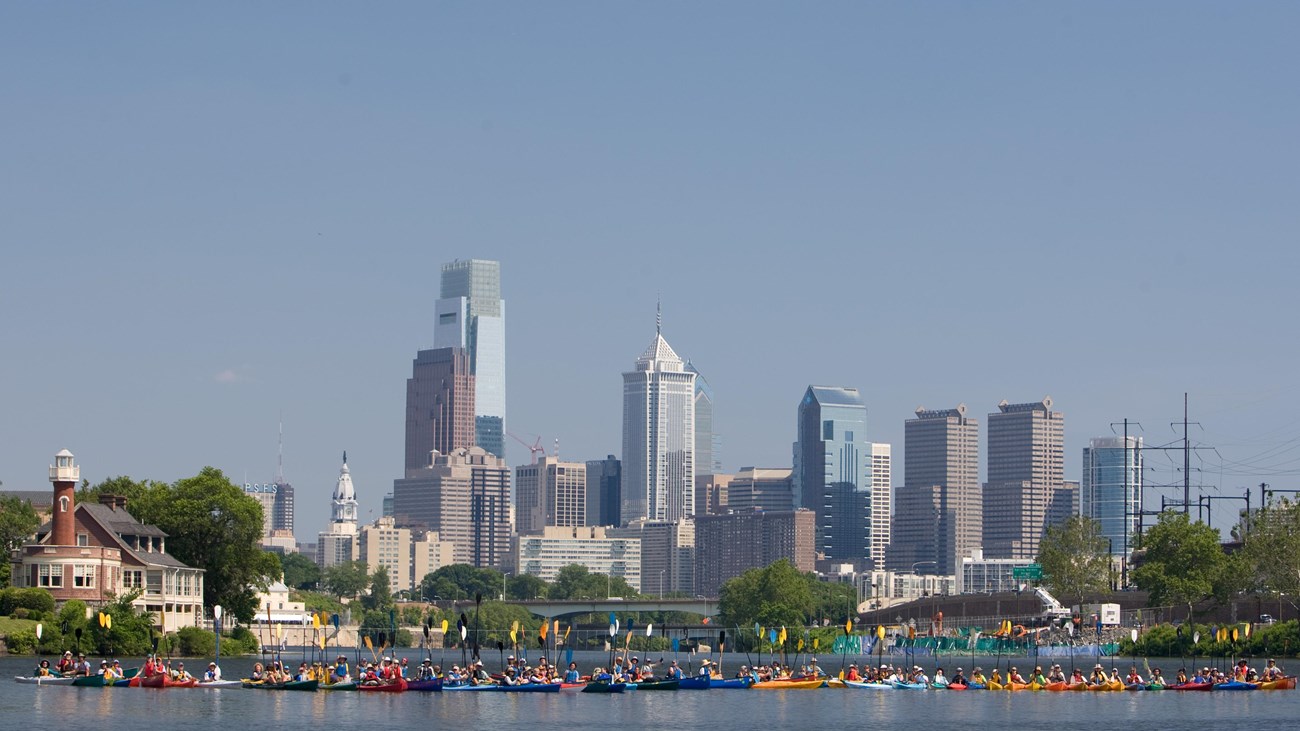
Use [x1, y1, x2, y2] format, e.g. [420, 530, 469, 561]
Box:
[277, 413, 285, 484]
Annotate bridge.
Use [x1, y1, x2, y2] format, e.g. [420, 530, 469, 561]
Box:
[509, 598, 719, 620]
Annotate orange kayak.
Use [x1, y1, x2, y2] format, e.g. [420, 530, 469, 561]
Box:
[754, 679, 825, 690]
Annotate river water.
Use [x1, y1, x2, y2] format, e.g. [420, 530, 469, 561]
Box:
[4, 652, 1296, 731]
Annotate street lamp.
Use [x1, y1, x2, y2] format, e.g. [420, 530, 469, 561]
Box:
[659, 570, 665, 600]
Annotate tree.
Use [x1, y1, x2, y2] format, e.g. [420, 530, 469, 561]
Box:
[1238, 498, 1300, 598]
[418, 564, 504, 604]
[323, 561, 371, 600]
[548, 564, 636, 600]
[1036, 515, 1112, 606]
[1132, 511, 1228, 619]
[362, 565, 395, 612]
[0, 495, 40, 587]
[718, 559, 814, 631]
[506, 573, 549, 601]
[279, 551, 322, 590]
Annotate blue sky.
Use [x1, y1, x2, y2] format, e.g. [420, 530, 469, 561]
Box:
[3, 2, 1299, 538]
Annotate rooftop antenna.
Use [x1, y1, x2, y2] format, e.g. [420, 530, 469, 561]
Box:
[656, 295, 662, 336]
[276, 413, 285, 484]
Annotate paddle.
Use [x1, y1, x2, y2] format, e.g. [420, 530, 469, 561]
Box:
[607, 620, 617, 673]
[755, 624, 762, 671]
[74, 627, 82, 657]
[497, 640, 506, 675]
[473, 593, 483, 661]
[364, 633, 376, 663]
[458, 618, 468, 671]
[35, 623, 43, 666]
[876, 625, 885, 674]
[718, 630, 725, 678]
[840, 618, 852, 679]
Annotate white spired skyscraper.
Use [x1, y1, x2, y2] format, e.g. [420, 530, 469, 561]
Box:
[433, 259, 506, 459]
[316, 452, 361, 568]
[621, 317, 696, 525]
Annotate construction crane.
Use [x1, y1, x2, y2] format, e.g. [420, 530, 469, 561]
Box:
[507, 431, 546, 464]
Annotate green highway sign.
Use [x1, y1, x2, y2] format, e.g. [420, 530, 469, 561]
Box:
[1012, 564, 1043, 581]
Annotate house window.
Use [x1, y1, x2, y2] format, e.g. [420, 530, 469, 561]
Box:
[73, 565, 95, 588]
[59, 496, 70, 512]
[39, 564, 63, 588]
[77, 534, 89, 547]
[124, 570, 144, 589]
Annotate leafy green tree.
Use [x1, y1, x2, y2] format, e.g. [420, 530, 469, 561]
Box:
[84, 469, 281, 622]
[809, 577, 858, 625]
[1132, 512, 1228, 619]
[279, 551, 322, 590]
[293, 591, 344, 615]
[506, 573, 549, 600]
[88, 590, 156, 657]
[1238, 498, 1300, 598]
[718, 559, 814, 632]
[548, 564, 636, 600]
[418, 564, 504, 603]
[362, 565, 395, 612]
[1037, 515, 1112, 605]
[0, 495, 40, 587]
[323, 561, 371, 600]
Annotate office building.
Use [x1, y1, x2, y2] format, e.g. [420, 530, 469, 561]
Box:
[317, 453, 360, 568]
[412, 530, 456, 589]
[983, 398, 1066, 559]
[686, 361, 721, 474]
[585, 455, 621, 527]
[888, 405, 980, 576]
[794, 386, 870, 564]
[694, 509, 815, 596]
[508, 526, 642, 592]
[694, 473, 733, 516]
[726, 467, 794, 512]
[610, 519, 695, 596]
[958, 547, 1034, 595]
[515, 457, 586, 534]
[434, 259, 506, 458]
[1081, 437, 1143, 556]
[621, 323, 696, 524]
[392, 446, 513, 568]
[404, 347, 476, 472]
[358, 516, 413, 595]
[868, 443, 892, 568]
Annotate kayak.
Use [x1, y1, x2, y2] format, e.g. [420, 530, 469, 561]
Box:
[358, 679, 408, 693]
[628, 679, 679, 690]
[844, 681, 893, 690]
[1088, 681, 1124, 692]
[321, 681, 359, 691]
[559, 682, 587, 692]
[754, 679, 824, 690]
[496, 683, 560, 693]
[893, 681, 928, 690]
[1170, 682, 1213, 691]
[14, 676, 76, 685]
[947, 683, 968, 691]
[1214, 681, 1258, 691]
[581, 681, 626, 693]
[444, 682, 497, 691]
[242, 680, 319, 691]
[678, 677, 711, 690]
[1260, 677, 1297, 690]
[139, 675, 197, 688]
[711, 677, 753, 689]
[197, 680, 243, 689]
[71, 676, 105, 687]
[406, 678, 441, 692]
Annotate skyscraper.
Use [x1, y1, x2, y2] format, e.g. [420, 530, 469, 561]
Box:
[317, 453, 360, 568]
[620, 322, 696, 524]
[889, 405, 980, 575]
[983, 398, 1066, 559]
[392, 446, 513, 568]
[686, 361, 721, 475]
[434, 259, 506, 459]
[867, 442, 892, 568]
[585, 455, 621, 527]
[694, 509, 816, 596]
[726, 467, 794, 512]
[794, 386, 871, 564]
[1081, 436, 1143, 557]
[404, 347, 476, 472]
[515, 456, 586, 534]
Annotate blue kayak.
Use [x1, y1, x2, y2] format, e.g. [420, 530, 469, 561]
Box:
[1215, 681, 1259, 691]
[710, 677, 753, 689]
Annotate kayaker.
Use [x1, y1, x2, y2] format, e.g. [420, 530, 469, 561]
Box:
[1264, 659, 1284, 681]
[1234, 660, 1250, 681]
[204, 662, 222, 682]
[57, 651, 75, 675]
[75, 654, 92, 676]
[990, 668, 1003, 686]
[912, 666, 930, 685]
[471, 660, 491, 684]
[1048, 665, 1066, 683]
[969, 667, 987, 686]
[951, 668, 966, 686]
[1008, 666, 1025, 684]
[174, 663, 193, 682]
[1126, 667, 1144, 685]
[697, 658, 713, 678]
[35, 659, 53, 677]
[933, 667, 947, 686]
[104, 661, 123, 682]
[847, 664, 862, 682]
[1109, 668, 1122, 684]
[1192, 668, 1208, 684]
[807, 658, 824, 678]
[1030, 666, 1047, 685]
[97, 660, 109, 676]
[250, 662, 265, 682]
[332, 656, 350, 683]
[417, 658, 435, 680]
[1149, 668, 1166, 687]
[665, 660, 683, 680]
[1089, 664, 1106, 685]
[1069, 668, 1086, 685]
[1175, 668, 1188, 685]
[564, 661, 582, 683]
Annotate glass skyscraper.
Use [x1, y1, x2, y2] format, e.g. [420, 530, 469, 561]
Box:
[434, 259, 506, 458]
[794, 386, 871, 564]
[621, 328, 696, 525]
[1081, 436, 1142, 556]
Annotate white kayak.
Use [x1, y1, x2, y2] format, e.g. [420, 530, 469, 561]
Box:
[15, 676, 76, 685]
[197, 680, 244, 689]
[844, 680, 894, 690]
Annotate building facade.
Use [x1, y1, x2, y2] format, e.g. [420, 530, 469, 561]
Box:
[610, 519, 695, 596]
[358, 516, 413, 594]
[405, 347, 476, 472]
[1080, 436, 1143, 557]
[317, 453, 360, 569]
[868, 442, 892, 568]
[726, 467, 794, 512]
[434, 259, 506, 458]
[686, 361, 721, 475]
[10, 451, 205, 631]
[392, 446, 512, 569]
[508, 526, 641, 592]
[585, 455, 621, 527]
[620, 327, 696, 525]
[794, 386, 871, 564]
[515, 457, 586, 535]
[983, 398, 1066, 559]
[694, 473, 733, 516]
[957, 547, 1035, 595]
[889, 405, 980, 576]
[693, 509, 815, 596]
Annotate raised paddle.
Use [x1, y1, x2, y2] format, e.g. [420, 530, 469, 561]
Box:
[473, 593, 483, 661]
[718, 630, 726, 678]
[74, 627, 82, 656]
[840, 618, 852, 679]
[35, 623, 43, 664]
[497, 640, 506, 673]
[441, 619, 450, 669]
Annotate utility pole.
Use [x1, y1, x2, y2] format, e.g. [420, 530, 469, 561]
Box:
[1183, 393, 1191, 517]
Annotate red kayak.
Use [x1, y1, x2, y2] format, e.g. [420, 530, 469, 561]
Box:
[139, 674, 197, 688]
[1170, 682, 1213, 691]
[359, 678, 408, 693]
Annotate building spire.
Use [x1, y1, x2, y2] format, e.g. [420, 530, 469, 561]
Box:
[343, 450, 347, 465]
[656, 295, 662, 336]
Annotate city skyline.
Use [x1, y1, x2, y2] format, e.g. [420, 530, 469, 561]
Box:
[4, 3, 1299, 539]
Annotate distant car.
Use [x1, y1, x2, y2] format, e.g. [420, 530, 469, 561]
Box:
[1260, 614, 1276, 625]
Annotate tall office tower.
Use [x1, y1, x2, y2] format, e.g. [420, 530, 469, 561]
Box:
[317, 453, 361, 568]
[694, 509, 816, 596]
[983, 398, 1066, 559]
[585, 455, 622, 526]
[1081, 437, 1143, 556]
[793, 386, 871, 564]
[726, 467, 794, 512]
[686, 361, 722, 474]
[434, 259, 506, 459]
[610, 519, 695, 596]
[515, 457, 586, 535]
[620, 321, 696, 524]
[392, 446, 513, 568]
[404, 347, 476, 472]
[888, 405, 980, 575]
[867, 443, 892, 567]
[694, 473, 733, 516]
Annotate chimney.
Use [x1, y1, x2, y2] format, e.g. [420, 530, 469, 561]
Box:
[100, 494, 118, 507]
[49, 449, 80, 546]
[116, 496, 128, 509]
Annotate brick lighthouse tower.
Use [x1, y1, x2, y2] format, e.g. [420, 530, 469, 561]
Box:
[49, 449, 79, 546]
